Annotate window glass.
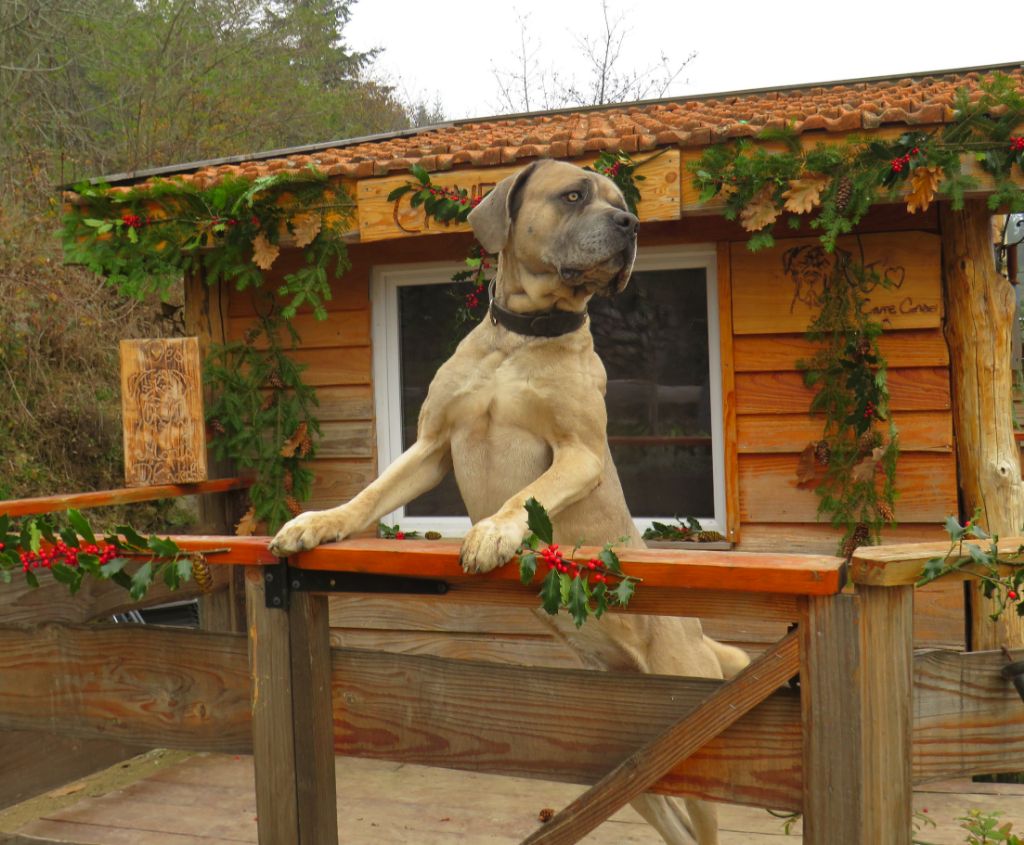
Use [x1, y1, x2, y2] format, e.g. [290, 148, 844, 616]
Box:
[396, 268, 713, 519]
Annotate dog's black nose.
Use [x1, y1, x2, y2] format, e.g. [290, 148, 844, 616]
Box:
[613, 210, 639, 234]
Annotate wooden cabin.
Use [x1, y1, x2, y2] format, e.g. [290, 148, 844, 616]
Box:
[108, 64, 1023, 659]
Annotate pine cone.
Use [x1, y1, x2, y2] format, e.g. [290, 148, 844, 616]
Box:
[209, 418, 226, 436]
[842, 523, 870, 559]
[260, 392, 276, 411]
[856, 335, 871, 358]
[191, 556, 214, 593]
[266, 369, 284, 389]
[298, 434, 313, 458]
[285, 495, 302, 517]
[283, 472, 294, 493]
[858, 430, 881, 455]
[834, 176, 853, 213]
[695, 530, 725, 543]
[425, 531, 443, 540]
[877, 501, 896, 523]
[814, 440, 831, 466]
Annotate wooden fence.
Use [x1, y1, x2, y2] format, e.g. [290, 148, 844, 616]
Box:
[1, 484, 1022, 844]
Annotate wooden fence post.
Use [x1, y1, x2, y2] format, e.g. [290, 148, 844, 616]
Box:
[245, 567, 337, 845]
[800, 585, 913, 844]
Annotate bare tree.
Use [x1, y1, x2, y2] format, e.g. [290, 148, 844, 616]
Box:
[491, 1, 696, 113]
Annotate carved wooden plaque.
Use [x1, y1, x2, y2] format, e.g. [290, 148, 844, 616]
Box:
[120, 337, 207, 487]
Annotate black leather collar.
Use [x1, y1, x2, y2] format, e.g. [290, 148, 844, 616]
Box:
[487, 281, 588, 338]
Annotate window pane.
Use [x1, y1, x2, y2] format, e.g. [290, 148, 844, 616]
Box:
[394, 267, 714, 520]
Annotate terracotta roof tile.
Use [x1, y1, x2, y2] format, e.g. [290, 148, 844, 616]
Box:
[113, 65, 1022, 189]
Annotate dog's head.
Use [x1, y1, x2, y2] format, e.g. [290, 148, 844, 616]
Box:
[468, 159, 639, 299]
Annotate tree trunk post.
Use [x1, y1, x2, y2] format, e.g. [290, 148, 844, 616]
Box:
[940, 199, 1024, 650]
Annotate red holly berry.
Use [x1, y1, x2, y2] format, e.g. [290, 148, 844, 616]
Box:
[1011, 137, 1024, 152]
[964, 520, 972, 528]
[0, 542, 5, 550]
[395, 531, 405, 540]
[1009, 590, 1019, 601]
[121, 213, 142, 228]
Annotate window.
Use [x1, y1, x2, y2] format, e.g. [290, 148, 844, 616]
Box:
[371, 245, 726, 536]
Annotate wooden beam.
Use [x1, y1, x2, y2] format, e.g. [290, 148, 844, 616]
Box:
[800, 586, 914, 845]
[245, 569, 338, 845]
[519, 631, 799, 844]
[0, 477, 252, 517]
[851, 536, 1024, 586]
[717, 241, 741, 545]
[940, 200, 1024, 650]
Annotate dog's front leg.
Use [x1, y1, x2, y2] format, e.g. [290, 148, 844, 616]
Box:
[460, 443, 603, 573]
[269, 438, 451, 555]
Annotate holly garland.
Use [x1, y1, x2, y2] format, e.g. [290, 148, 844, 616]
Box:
[918, 513, 1024, 621]
[517, 498, 639, 627]
[0, 511, 215, 600]
[689, 73, 1024, 253]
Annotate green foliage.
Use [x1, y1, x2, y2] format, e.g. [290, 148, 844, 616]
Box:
[958, 809, 1022, 844]
[642, 516, 724, 542]
[917, 512, 1024, 621]
[517, 499, 639, 627]
[689, 73, 1024, 252]
[798, 254, 899, 554]
[0, 509, 204, 600]
[585, 149, 651, 214]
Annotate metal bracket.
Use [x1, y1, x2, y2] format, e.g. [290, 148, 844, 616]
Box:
[264, 558, 448, 610]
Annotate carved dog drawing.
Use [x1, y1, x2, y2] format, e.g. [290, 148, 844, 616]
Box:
[271, 159, 749, 844]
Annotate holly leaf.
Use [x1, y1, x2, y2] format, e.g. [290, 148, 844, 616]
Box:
[67, 509, 95, 545]
[559, 572, 572, 605]
[906, 166, 944, 214]
[387, 184, 414, 202]
[568, 576, 590, 628]
[611, 577, 637, 607]
[524, 498, 553, 545]
[591, 581, 608, 618]
[410, 164, 430, 185]
[944, 515, 966, 540]
[116, 524, 149, 550]
[539, 569, 561, 615]
[147, 536, 180, 558]
[25, 569, 39, 588]
[598, 547, 622, 575]
[130, 561, 153, 601]
[101, 557, 131, 577]
[782, 174, 830, 214]
[519, 551, 537, 585]
[921, 556, 946, 582]
[967, 543, 991, 567]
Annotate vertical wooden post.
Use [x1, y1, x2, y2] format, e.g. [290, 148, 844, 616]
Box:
[800, 585, 913, 844]
[184, 269, 247, 633]
[246, 568, 338, 845]
[941, 200, 1024, 650]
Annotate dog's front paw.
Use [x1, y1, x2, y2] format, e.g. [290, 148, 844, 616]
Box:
[269, 509, 353, 556]
[460, 516, 527, 574]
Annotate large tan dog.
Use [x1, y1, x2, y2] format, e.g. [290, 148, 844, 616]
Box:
[270, 159, 748, 844]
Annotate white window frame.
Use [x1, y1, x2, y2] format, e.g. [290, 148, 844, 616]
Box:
[370, 244, 726, 538]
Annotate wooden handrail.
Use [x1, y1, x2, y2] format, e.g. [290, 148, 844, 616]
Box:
[851, 535, 1024, 586]
[160, 536, 845, 596]
[0, 477, 254, 517]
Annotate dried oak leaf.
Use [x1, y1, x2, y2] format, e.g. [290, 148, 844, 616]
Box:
[782, 174, 830, 214]
[280, 420, 308, 458]
[290, 212, 322, 248]
[740, 185, 781, 232]
[235, 506, 258, 537]
[252, 233, 279, 270]
[906, 166, 944, 214]
[851, 447, 886, 484]
[796, 442, 818, 487]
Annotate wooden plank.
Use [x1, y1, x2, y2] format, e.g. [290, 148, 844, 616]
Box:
[294, 538, 846, 596]
[0, 729, 139, 811]
[718, 241, 741, 544]
[357, 151, 682, 243]
[228, 308, 370, 350]
[519, 631, 799, 845]
[800, 587, 914, 844]
[735, 367, 951, 415]
[734, 329, 949, 373]
[737, 410, 953, 454]
[737, 521, 949, 555]
[913, 648, 1024, 782]
[317, 421, 373, 459]
[329, 595, 566, 634]
[286, 346, 371, 386]
[305, 459, 376, 509]
[851, 535, 1024, 587]
[119, 338, 207, 486]
[732, 231, 942, 334]
[0, 477, 252, 517]
[312, 385, 373, 421]
[738, 452, 958, 523]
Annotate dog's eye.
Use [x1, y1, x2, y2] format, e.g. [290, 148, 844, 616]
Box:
[564, 191, 582, 203]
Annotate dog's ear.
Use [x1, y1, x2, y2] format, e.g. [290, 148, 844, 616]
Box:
[468, 161, 542, 253]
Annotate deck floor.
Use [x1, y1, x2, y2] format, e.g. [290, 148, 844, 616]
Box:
[3, 752, 1024, 844]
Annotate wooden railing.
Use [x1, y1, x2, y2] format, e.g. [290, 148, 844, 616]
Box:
[0, 484, 1022, 845]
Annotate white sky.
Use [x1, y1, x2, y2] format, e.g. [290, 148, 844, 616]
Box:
[346, 0, 1022, 121]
